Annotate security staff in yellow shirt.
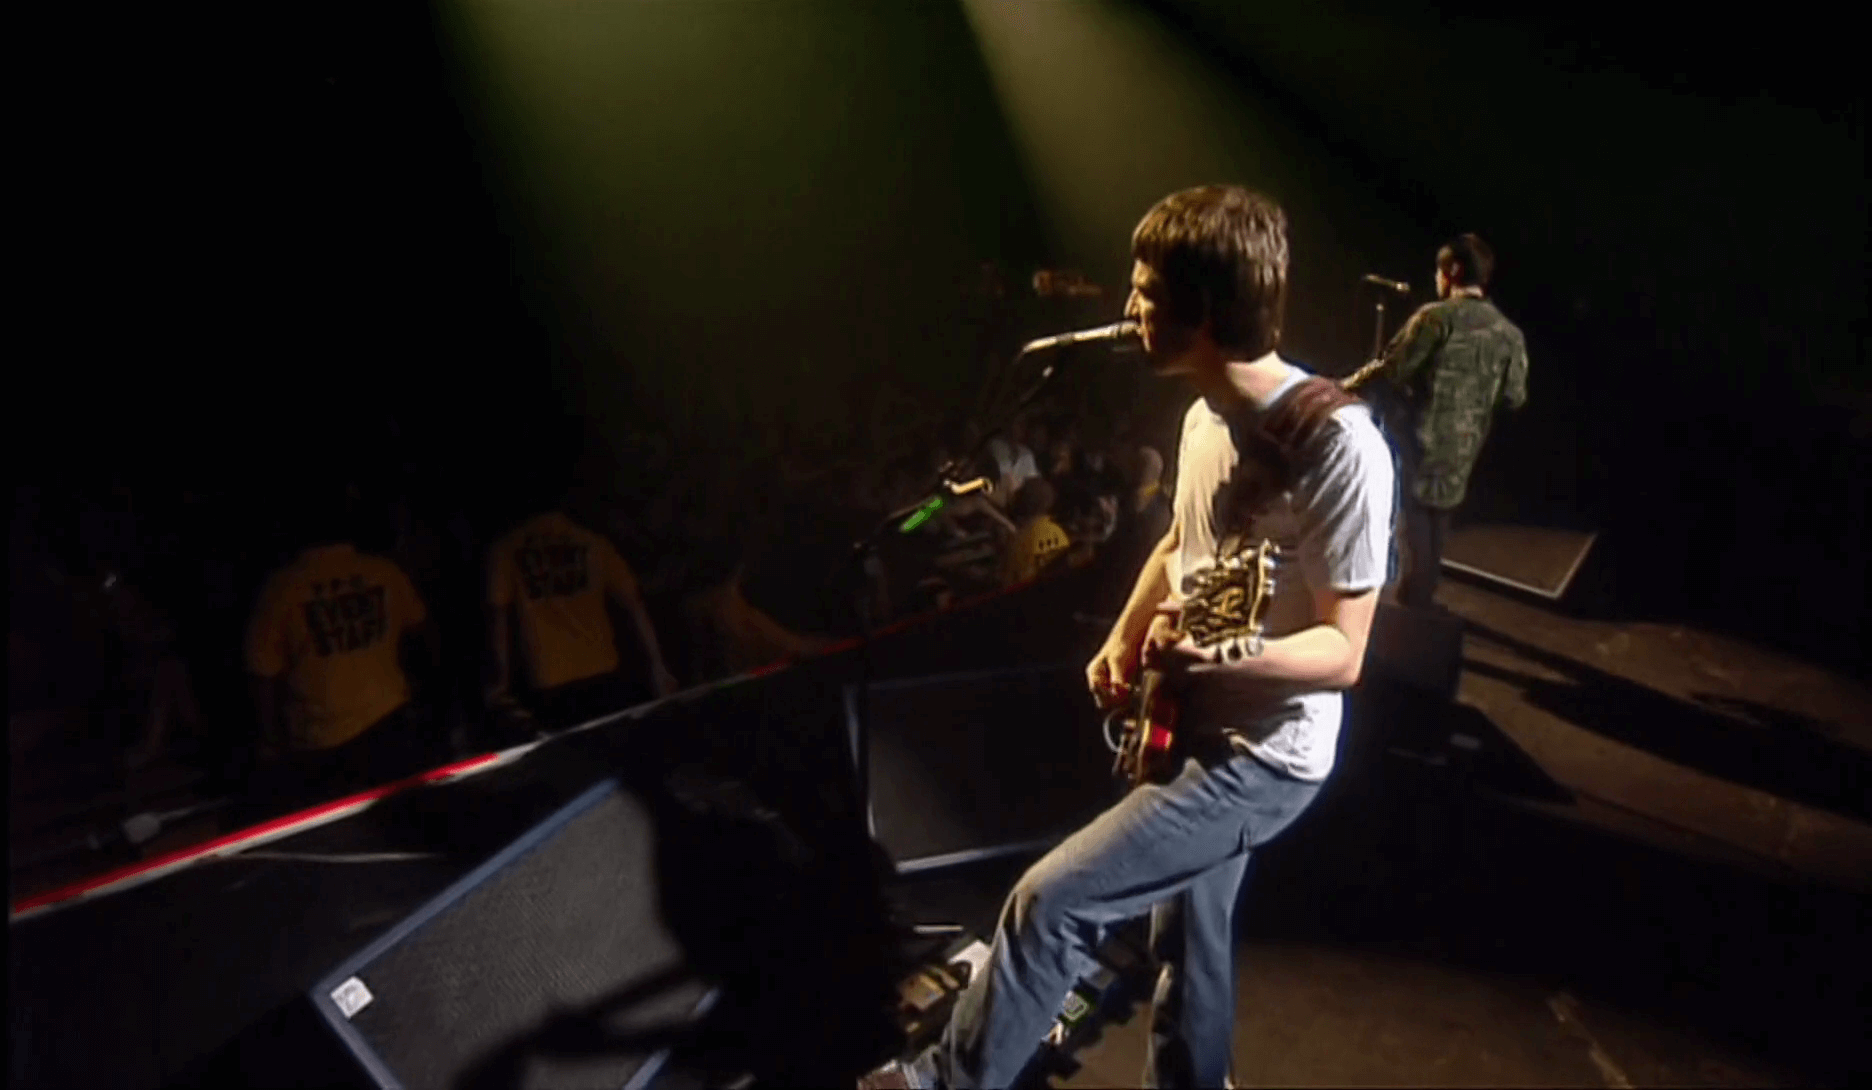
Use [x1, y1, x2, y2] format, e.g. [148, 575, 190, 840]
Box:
[487, 485, 678, 731]
[244, 485, 443, 805]
[1000, 477, 1075, 588]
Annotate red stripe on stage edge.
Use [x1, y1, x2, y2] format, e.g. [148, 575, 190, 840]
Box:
[13, 574, 1074, 917]
[9, 752, 505, 918]
[715, 575, 1053, 684]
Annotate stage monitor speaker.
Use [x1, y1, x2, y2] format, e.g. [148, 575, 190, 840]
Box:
[302, 778, 715, 1090]
[848, 665, 1117, 875]
[1441, 523, 1599, 601]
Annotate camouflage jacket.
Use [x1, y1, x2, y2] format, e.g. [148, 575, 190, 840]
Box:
[1372, 295, 1528, 509]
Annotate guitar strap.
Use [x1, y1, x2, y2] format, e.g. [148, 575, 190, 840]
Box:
[1262, 374, 1362, 461]
[1218, 375, 1360, 554]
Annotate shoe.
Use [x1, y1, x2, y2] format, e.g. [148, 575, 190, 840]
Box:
[856, 1061, 914, 1090]
[857, 1049, 942, 1090]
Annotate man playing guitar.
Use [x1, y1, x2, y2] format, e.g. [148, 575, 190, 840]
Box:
[880, 186, 1397, 1089]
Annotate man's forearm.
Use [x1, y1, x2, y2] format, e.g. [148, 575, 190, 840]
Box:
[1504, 355, 1529, 410]
[1378, 309, 1441, 389]
[1106, 533, 1175, 651]
[1189, 623, 1360, 693]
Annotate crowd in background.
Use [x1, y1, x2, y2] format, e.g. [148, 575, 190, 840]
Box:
[7, 384, 1177, 869]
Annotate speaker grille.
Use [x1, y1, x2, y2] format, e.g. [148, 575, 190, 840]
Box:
[333, 784, 708, 1090]
[862, 666, 1117, 868]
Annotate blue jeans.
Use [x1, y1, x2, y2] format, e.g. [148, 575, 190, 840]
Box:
[936, 737, 1324, 1088]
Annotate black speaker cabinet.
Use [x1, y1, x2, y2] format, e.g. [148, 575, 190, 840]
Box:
[304, 778, 715, 1090]
[1365, 602, 1466, 700]
[847, 665, 1119, 874]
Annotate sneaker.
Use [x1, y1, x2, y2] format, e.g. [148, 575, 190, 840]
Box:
[856, 1049, 942, 1090]
[856, 1060, 914, 1090]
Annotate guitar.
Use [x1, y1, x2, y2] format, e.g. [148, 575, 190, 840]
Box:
[1339, 356, 1385, 392]
[1104, 540, 1282, 787]
[1340, 356, 1414, 442]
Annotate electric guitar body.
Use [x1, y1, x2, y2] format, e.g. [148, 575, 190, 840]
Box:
[1105, 540, 1281, 788]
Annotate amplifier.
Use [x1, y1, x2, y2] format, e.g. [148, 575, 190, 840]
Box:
[1364, 602, 1466, 700]
[301, 778, 714, 1090]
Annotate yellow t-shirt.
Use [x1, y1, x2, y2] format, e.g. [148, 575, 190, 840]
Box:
[1001, 515, 1072, 587]
[245, 544, 427, 751]
[489, 511, 639, 692]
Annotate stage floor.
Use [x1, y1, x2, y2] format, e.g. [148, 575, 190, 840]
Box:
[889, 787, 1836, 1090]
[882, 567, 1872, 1089]
[1055, 938, 1797, 1088]
[887, 734, 1856, 1088]
[1436, 577, 1872, 888]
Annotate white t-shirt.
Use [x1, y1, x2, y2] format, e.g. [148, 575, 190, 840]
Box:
[1166, 355, 1396, 781]
[986, 438, 1041, 499]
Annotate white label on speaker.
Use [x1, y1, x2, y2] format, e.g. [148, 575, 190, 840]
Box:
[331, 977, 374, 1020]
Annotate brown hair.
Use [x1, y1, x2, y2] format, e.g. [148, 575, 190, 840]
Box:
[1437, 233, 1495, 290]
[1131, 185, 1289, 357]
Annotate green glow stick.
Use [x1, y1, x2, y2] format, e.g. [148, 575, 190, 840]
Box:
[899, 495, 946, 533]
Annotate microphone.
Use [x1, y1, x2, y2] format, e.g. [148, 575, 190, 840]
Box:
[1362, 274, 1410, 294]
[1018, 320, 1141, 355]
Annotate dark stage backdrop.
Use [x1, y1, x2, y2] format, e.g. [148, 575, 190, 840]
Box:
[16, 1, 1864, 673]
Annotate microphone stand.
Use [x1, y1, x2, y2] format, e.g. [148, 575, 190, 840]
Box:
[1341, 281, 1403, 393]
[833, 340, 1077, 938]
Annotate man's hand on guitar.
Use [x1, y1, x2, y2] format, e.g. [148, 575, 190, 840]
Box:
[1141, 613, 1180, 660]
[1142, 615, 1211, 682]
[1086, 640, 1137, 710]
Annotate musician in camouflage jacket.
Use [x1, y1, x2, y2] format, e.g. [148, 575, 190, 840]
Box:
[1368, 233, 1528, 608]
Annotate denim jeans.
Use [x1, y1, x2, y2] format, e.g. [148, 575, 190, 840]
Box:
[936, 736, 1324, 1088]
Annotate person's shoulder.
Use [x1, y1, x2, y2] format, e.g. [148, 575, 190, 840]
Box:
[1321, 399, 1392, 467]
[1469, 300, 1525, 342]
[253, 561, 299, 606]
[264, 549, 308, 580]
[496, 511, 548, 546]
[583, 522, 627, 560]
[559, 513, 609, 546]
[283, 547, 346, 583]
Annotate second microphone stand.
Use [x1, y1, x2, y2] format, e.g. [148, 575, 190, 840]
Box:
[1342, 287, 1397, 394]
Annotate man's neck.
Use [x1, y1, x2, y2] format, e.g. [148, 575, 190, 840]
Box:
[1187, 350, 1291, 415]
[1445, 286, 1485, 301]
